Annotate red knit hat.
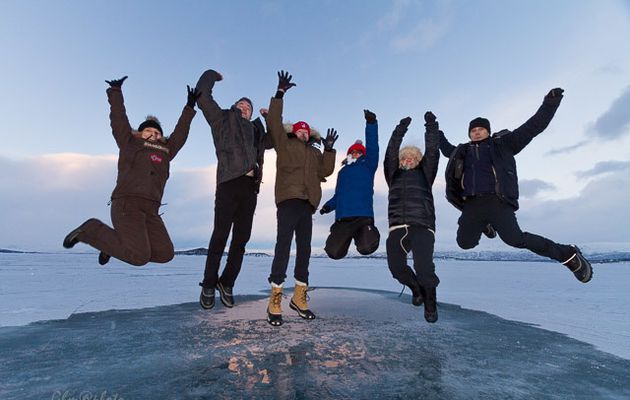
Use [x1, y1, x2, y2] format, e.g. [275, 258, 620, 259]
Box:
[292, 121, 310, 135]
[347, 140, 366, 155]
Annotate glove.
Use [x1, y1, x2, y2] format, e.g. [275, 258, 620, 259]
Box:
[546, 87, 564, 99]
[319, 205, 332, 215]
[424, 111, 437, 125]
[399, 116, 412, 128]
[277, 70, 296, 92]
[105, 76, 128, 88]
[364, 109, 377, 124]
[323, 128, 339, 151]
[186, 85, 201, 109]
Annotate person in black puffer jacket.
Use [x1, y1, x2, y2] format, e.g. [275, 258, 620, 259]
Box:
[440, 88, 592, 284]
[384, 112, 440, 323]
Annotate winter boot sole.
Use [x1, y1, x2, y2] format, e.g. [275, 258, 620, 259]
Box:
[63, 218, 98, 249]
[267, 309, 283, 326]
[289, 299, 316, 320]
[98, 252, 111, 266]
[569, 247, 593, 283]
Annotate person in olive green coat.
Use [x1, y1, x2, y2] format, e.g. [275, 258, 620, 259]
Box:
[265, 71, 337, 327]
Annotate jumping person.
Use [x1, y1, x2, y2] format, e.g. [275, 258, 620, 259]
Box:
[195, 69, 270, 310]
[265, 71, 337, 326]
[439, 88, 593, 283]
[63, 76, 198, 266]
[320, 109, 380, 259]
[384, 113, 441, 323]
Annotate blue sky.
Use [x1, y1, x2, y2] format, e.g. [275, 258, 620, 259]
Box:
[1, 0, 629, 251]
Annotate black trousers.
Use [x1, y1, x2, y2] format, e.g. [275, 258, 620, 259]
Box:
[269, 199, 313, 285]
[457, 195, 573, 262]
[386, 225, 440, 289]
[201, 176, 257, 289]
[324, 217, 380, 259]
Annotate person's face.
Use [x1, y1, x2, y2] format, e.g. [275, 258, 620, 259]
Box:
[350, 150, 363, 159]
[295, 128, 309, 142]
[400, 156, 419, 169]
[469, 127, 490, 142]
[140, 127, 162, 142]
[236, 100, 252, 120]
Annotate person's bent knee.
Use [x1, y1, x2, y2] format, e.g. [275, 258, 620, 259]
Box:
[357, 240, 378, 256]
[152, 250, 174, 264]
[325, 246, 347, 260]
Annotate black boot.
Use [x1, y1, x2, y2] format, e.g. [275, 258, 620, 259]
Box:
[409, 282, 424, 307]
[199, 284, 216, 310]
[98, 252, 111, 266]
[217, 281, 234, 308]
[63, 218, 98, 249]
[421, 286, 438, 323]
[563, 246, 593, 283]
[482, 224, 497, 239]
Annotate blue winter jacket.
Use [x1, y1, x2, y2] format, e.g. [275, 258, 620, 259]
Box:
[322, 122, 378, 219]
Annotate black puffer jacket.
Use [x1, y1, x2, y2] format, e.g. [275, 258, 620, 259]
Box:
[384, 119, 440, 230]
[195, 69, 268, 187]
[441, 94, 562, 211]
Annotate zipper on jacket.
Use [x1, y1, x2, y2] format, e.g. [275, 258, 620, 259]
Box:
[492, 165, 500, 195]
[472, 144, 479, 196]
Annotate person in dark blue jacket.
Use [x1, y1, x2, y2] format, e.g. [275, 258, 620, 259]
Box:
[440, 88, 592, 283]
[320, 110, 380, 259]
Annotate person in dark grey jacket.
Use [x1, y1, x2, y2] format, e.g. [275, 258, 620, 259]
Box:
[196, 69, 270, 310]
[384, 112, 440, 323]
[440, 88, 593, 283]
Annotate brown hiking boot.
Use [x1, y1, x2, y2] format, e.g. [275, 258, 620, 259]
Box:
[267, 285, 283, 326]
[290, 283, 316, 320]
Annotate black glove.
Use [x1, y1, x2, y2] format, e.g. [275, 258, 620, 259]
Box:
[186, 85, 201, 109]
[319, 205, 332, 215]
[399, 117, 412, 129]
[277, 70, 296, 92]
[546, 87, 564, 99]
[364, 109, 377, 124]
[105, 76, 128, 88]
[323, 128, 339, 152]
[424, 111, 437, 125]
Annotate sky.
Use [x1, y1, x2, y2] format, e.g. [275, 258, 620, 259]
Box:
[0, 0, 629, 252]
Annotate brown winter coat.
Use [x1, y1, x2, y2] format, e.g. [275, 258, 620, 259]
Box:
[266, 97, 336, 209]
[107, 87, 196, 202]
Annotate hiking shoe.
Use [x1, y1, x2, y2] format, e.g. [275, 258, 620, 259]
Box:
[63, 218, 98, 248]
[98, 252, 111, 266]
[422, 286, 438, 323]
[483, 224, 497, 239]
[563, 246, 593, 283]
[217, 281, 234, 308]
[199, 286, 216, 310]
[290, 283, 316, 320]
[267, 285, 284, 326]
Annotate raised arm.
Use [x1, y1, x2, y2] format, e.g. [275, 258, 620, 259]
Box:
[439, 130, 456, 158]
[421, 111, 440, 186]
[167, 85, 199, 160]
[319, 128, 338, 178]
[363, 109, 379, 171]
[195, 69, 224, 132]
[105, 76, 132, 148]
[267, 70, 297, 148]
[502, 88, 564, 155]
[384, 117, 411, 186]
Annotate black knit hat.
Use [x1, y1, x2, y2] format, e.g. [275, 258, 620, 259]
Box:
[138, 116, 163, 136]
[468, 117, 491, 136]
[235, 97, 253, 111]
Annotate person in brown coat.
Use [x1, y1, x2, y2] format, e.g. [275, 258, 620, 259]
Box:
[63, 76, 198, 266]
[265, 71, 337, 327]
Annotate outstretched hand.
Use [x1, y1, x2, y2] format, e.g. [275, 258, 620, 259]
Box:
[105, 76, 128, 88]
[323, 128, 339, 151]
[546, 87, 564, 98]
[259, 108, 269, 118]
[319, 205, 332, 215]
[186, 85, 201, 108]
[277, 70, 296, 92]
[364, 109, 377, 124]
[424, 111, 437, 125]
[399, 116, 412, 128]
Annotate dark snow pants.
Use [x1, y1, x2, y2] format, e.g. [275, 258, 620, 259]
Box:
[324, 217, 380, 259]
[457, 194, 574, 262]
[201, 175, 258, 289]
[386, 225, 440, 289]
[78, 196, 173, 266]
[269, 199, 313, 285]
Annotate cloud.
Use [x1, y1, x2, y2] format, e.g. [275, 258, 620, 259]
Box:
[575, 160, 630, 178]
[545, 140, 588, 156]
[376, 0, 411, 31]
[590, 85, 630, 140]
[519, 179, 556, 198]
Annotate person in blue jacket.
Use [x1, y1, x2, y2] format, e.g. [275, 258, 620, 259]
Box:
[320, 110, 380, 259]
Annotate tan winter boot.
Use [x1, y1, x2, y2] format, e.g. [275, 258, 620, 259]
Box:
[290, 281, 316, 320]
[267, 285, 283, 327]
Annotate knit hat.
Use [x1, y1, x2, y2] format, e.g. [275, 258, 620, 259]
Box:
[292, 121, 311, 135]
[234, 97, 253, 111]
[138, 116, 163, 136]
[347, 140, 366, 155]
[468, 117, 491, 136]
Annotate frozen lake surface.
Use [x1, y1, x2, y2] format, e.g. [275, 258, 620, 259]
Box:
[1, 253, 630, 398]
